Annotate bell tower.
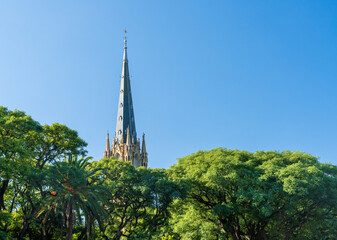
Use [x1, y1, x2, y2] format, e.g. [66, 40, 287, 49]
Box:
[104, 31, 148, 168]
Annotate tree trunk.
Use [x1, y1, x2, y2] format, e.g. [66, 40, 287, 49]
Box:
[86, 213, 94, 240]
[18, 209, 32, 240]
[66, 201, 74, 240]
[42, 210, 51, 240]
[0, 179, 9, 210]
[60, 217, 64, 240]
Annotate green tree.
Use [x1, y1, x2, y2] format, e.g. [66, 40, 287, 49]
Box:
[38, 155, 108, 240]
[0, 106, 42, 211]
[0, 107, 42, 239]
[0, 106, 88, 239]
[168, 148, 337, 240]
[33, 123, 87, 170]
[93, 158, 183, 240]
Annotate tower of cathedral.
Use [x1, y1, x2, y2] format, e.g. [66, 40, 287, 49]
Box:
[104, 34, 148, 168]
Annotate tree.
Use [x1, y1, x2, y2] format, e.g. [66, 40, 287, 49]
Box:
[33, 123, 87, 170]
[0, 106, 42, 211]
[0, 107, 42, 239]
[92, 158, 183, 240]
[38, 155, 108, 240]
[168, 148, 337, 240]
[0, 106, 89, 239]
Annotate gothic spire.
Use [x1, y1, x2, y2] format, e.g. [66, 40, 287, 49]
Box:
[115, 30, 137, 143]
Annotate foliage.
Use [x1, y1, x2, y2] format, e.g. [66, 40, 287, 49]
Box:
[92, 158, 183, 240]
[168, 148, 337, 240]
[2, 105, 337, 240]
[38, 155, 108, 240]
[0, 106, 42, 211]
[0, 106, 88, 239]
[33, 123, 88, 170]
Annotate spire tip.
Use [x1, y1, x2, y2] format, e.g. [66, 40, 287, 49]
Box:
[124, 29, 127, 48]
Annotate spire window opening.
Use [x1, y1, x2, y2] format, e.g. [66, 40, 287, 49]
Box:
[119, 116, 123, 121]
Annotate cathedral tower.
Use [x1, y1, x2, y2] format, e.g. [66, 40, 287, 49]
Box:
[104, 33, 148, 168]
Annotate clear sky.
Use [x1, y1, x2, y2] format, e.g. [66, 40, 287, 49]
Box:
[1, 1, 337, 168]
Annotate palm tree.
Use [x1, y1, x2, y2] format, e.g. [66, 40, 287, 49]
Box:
[37, 155, 108, 240]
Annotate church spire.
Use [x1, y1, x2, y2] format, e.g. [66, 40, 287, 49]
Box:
[115, 30, 137, 144]
[105, 31, 148, 167]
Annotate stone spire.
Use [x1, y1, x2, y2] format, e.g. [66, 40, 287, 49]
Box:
[115, 30, 137, 144]
[105, 31, 148, 167]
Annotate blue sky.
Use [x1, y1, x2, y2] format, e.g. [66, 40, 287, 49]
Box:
[1, 1, 337, 168]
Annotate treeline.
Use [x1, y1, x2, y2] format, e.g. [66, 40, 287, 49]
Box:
[1, 106, 337, 240]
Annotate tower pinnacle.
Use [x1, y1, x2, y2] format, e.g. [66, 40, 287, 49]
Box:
[104, 131, 111, 158]
[142, 133, 147, 154]
[105, 131, 110, 152]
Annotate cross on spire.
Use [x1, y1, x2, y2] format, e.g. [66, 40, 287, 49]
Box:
[124, 29, 127, 47]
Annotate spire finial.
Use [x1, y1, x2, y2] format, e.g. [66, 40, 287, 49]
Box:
[124, 28, 127, 48]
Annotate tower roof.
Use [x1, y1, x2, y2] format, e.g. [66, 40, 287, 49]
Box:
[115, 32, 137, 143]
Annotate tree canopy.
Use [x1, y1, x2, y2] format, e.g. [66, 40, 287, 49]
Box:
[167, 148, 337, 240]
[1, 106, 337, 240]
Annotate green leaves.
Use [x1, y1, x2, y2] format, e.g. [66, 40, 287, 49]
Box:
[0, 106, 89, 239]
[2, 105, 337, 239]
[40, 155, 108, 240]
[93, 159, 183, 239]
[168, 148, 337, 240]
